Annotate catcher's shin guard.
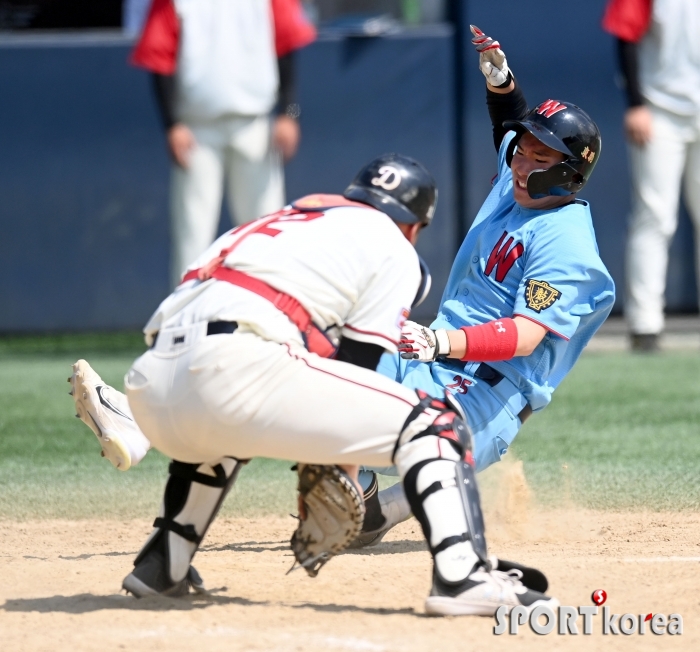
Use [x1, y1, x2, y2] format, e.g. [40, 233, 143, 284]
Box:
[393, 392, 487, 586]
[123, 457, 243, 597]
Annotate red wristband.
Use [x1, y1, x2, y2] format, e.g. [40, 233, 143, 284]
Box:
[460, 318, 518, 362]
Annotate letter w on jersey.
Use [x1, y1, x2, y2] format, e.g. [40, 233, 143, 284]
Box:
[485, 231, 524, 283]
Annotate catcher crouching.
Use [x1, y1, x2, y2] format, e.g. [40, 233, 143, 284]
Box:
[70, 155, 557, 616]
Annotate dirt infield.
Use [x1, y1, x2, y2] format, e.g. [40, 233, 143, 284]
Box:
[2, 497, 698, 652]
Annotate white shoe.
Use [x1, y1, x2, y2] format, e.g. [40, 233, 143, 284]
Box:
[69, 359, 149, 470]
[425, 567, 559, 617]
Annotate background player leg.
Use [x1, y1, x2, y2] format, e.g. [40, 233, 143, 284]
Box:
[123, 457, 243, 597]
[225, 115, 285, 226]
[625, 107, 687, 344]
[170, 128, 226, 288]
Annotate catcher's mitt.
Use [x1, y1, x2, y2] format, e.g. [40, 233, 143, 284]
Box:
[290, 464, 365, 577]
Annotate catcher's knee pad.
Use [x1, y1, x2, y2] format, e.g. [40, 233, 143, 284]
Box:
[393, 391, 473, 467]
[394, 392, 487, 578]
[134, 458, 243, 583]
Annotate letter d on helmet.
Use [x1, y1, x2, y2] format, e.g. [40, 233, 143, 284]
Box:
[344, 153, 438, 226]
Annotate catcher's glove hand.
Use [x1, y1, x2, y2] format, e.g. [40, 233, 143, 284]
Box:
[290, 464, 365, 577]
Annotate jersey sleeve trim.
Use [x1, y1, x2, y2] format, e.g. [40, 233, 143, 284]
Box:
[272, 0, 317, 57]
[513, 313, 570, 342]
[602, 0, 652, 43]
[342, 324, 399, 348]
[130, 0, 180, 75]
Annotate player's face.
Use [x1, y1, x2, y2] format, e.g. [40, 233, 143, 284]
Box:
[511, 133, 571, 209]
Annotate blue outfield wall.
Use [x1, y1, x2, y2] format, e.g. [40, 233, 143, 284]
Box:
[0, 33, 171, 332]
[0, 27, 456, 331]
[0, 9, 697, 333]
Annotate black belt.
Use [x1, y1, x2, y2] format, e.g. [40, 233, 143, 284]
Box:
[474, 363, 532, 424]
[151, 321, 238, 348]
[206, 321, 238, 336]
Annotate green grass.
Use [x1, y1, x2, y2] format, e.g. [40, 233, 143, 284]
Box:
[0, 333, 699, 518]
[0, 334, 298, 520]
[512, 351, 700, 510]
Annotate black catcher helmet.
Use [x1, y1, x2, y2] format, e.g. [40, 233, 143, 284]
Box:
[344, 153, 438, 226]
[503, 100, 601, 198]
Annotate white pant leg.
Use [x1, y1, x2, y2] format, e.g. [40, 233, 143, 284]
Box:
[224, 115, 285, 225]
[125, 331, 420, 467]
[625, 106, 691, 334]
[169, 123, 226, 288]
[682, 113, 700, 312]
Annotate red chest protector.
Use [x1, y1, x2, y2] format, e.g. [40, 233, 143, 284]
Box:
[181, 195, 373, 358]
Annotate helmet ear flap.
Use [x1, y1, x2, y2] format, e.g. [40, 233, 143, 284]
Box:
[526, 161, 582, 198]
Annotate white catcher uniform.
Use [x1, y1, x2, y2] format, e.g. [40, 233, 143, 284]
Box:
[125, 196, 423, 466]
[95, 155, 556, 615]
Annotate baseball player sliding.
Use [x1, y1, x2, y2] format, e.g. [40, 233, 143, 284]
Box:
[351, 25, 616, 547]
[70, 152, 557, 616]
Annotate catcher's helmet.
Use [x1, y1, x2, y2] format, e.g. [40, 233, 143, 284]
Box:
[503, 100, 601, 198]
[344, 154, 437, 226]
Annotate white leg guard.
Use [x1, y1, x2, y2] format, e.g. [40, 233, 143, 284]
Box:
[123, 457, 243, 597]
[394, 392, 486, 587]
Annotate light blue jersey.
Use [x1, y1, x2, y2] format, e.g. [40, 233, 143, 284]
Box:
[432, 131, 615, 411]
[377, 132, 615, 470]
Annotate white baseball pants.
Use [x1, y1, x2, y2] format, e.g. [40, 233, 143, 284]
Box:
[170, 115, 285, 288]
[625, 104, 700, 334]
[124, 327, 420, 467]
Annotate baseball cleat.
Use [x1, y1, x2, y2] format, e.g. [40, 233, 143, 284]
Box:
[425, 566, 559, 617]
[489, 556, 549, 593]
[348, 476, 410, 549]
[348, 471, 389, 549]
[123, 563, 207, 598]
[69, 359, 149, 470]
[348, 522, 393, 549]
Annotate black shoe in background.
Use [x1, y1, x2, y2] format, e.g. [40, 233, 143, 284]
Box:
[631, 333, 660, 352]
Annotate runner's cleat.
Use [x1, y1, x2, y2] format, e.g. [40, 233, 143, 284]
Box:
[425, 566, 559, 617]
[348, 477, 411, 549]
[69, 359, 149, 470]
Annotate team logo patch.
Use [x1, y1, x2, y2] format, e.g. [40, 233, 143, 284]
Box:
[397, 307, 410, 329]
[524, 279, 561, 313]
